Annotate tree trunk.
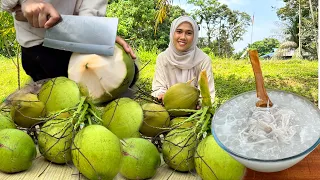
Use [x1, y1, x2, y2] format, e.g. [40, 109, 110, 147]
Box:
[218, 19, 221, 56]
[298, 0, 302, 58]
[206, 22, 211, 48]
[309, 0, 315, 23]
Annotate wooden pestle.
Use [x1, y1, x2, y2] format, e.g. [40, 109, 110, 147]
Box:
[248, 50, 273, 108]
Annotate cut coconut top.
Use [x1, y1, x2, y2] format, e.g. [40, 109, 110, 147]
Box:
[68, 46, 128, 100]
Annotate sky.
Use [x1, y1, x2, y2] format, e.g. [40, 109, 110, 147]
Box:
[172, 0, 286, 52]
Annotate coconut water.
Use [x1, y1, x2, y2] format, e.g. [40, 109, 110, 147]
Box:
[213, 90, 320, 160]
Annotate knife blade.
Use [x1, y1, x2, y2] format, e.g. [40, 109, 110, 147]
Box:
[43, 15, 119, 56]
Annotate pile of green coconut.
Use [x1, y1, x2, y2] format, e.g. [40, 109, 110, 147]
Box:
[0, 45, 246, 180]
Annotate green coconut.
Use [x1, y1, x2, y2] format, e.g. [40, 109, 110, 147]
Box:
[131, 131, 142, 138]
[194, 135, 246, 180]
[0, 129, 36, 173]
[10, 93, 45, 128]
[120, 138, 161, 179]
[38, 113, 73, 164]
[0, 113, 16, 130]
[170, 117, 196, 128]
[139, 103, 170, 137]
[102, 98, 143, 139]
[38, 77, 81, 114]
[162, 129, 197, 172]
[68, 43, 135, 104]
[163, 83, 200, 117]
[71, 125, 122, 180]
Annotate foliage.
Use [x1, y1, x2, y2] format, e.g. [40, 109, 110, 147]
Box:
[276, 0, 318, 59]
[0, 56, 30, 103]
[135, 50, 318, 107]
[186, 0, 250, 57]
[106, 0, 185, 51]
[0, 11, 18, 58]
[249, 38, 280, 56]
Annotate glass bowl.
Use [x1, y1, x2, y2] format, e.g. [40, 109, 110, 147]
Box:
[211, 90, 320, 172]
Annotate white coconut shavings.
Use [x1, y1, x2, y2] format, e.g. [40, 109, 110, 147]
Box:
[239, 105, 298, 145]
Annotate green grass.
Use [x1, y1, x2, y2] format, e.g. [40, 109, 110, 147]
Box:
[0, 56, 31, 102]
[138, 54, 318, 107]
[0, 53, 318, 108]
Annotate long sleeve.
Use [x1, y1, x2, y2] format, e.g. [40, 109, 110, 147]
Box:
[199, 57, 215, 103]
[75, 0, 107, 17]
[1, 0, 23, 12]
[151, 54, 168, 98]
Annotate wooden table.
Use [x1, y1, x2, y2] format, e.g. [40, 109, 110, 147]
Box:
[0, 154, 201, 180]
[1, 145, 320, 180]
[243, 145, 320, 180]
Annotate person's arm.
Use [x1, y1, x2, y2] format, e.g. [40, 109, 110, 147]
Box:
[1, 0, 21, 12]
[151, 54, 168, 101]
[8, 0, 60, 29]
[75, 0, 107, 17]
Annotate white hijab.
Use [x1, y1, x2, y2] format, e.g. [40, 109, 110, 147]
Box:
[164, 16, 207, 70]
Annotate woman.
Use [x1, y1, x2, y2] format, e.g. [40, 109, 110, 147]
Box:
[151, 15, 215, 104]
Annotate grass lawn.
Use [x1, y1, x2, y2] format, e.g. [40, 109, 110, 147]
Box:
[0, 54, 318, 108]
[138, 55, 318, 107]
[0, 56, 31, 102]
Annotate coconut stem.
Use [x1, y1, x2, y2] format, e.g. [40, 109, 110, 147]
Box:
[199, 70, 212, 107]
[195, 107, 208, 132]
[88, 109, 103, 123]
[74, 104, 88, 129]
[171, 110, 203, 129]
[87, 115, 92, 125]
[167, 109, 199, 113]
[197, 114, 211, 139]
[72, 97, 87, 124]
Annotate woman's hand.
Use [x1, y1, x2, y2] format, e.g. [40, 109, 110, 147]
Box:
[157, 94, 165, 103]
[19, 0, 60, 29]
[116, 36, 136, 60]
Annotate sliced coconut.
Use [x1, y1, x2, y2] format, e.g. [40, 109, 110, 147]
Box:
[68, 44, 135, 104]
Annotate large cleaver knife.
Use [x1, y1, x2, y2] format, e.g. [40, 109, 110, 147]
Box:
[43, 15, 119, 56]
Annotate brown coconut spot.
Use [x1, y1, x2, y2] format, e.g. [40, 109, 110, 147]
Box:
[122, 151, 138, 160]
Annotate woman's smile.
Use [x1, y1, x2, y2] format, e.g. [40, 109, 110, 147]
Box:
[173, 22, 194, 52]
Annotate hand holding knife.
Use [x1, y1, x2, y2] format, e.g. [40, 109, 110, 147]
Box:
[13, 0, 60, 29]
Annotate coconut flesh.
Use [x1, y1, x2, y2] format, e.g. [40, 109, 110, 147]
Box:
[120, 138, 161, 179]
[71, 125, 122, 180]
[68, 44, 135, 104]
[163, 83, 200, 117]
[195, 135, 246, 180]
[213, 90, 320, 160]
[162, 128, 197, 172]
[0, 129, 37, 173]
[139, 103, 170, 137]
[38, 113, 73, 164]
[102, 98, 143, 139]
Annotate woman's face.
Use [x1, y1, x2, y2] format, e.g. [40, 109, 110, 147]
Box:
[173, 22, 194, 52]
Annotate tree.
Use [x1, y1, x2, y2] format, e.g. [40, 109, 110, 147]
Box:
[276, 0, 318, 59]
[0, 11, 18, 58]
[107, 0, 185, 50]
[187, 0, 250, 57]
[249, 38, 280, 56]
